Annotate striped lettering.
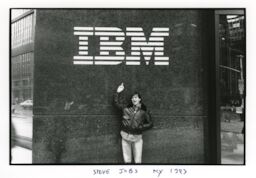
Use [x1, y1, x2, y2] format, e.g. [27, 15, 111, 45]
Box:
[73, 27, 170, 65]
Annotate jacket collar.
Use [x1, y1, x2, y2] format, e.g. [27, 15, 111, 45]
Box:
[133, 104, 141, 111]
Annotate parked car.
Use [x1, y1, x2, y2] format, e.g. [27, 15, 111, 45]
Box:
[20, 100, 33, 109]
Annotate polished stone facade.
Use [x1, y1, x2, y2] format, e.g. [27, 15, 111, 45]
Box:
[33, 10, 209, 164]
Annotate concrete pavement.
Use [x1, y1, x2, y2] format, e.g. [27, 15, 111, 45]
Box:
[220, 110, 245, 164]
[11, 106, 33, 164]
[11, 146, 32, 164]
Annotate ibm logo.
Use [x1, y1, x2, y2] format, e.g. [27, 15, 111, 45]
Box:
[73, 27, 170, 65]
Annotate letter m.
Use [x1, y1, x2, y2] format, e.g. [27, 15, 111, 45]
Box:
[126, 27, 169, 65]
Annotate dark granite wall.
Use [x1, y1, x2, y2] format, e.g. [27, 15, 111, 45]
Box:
[33, 10, 209, 164]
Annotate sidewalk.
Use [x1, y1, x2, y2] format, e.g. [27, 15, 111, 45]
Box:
[221, 132, 244, 164]
[11, 146, 32, 164]
[11, 106, 33, 163]
[220, 110, 245, 164]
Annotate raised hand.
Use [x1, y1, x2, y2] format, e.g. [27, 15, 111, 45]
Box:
[117, 82, 125, 93]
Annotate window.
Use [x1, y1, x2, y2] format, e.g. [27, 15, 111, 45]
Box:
[11, 13, 34, 49]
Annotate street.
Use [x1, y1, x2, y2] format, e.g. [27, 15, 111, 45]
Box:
[11, 105, 32, 164]
[12, 114, 32, 139]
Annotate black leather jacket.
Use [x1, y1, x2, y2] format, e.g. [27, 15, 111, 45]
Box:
[114, 92, 153, 135]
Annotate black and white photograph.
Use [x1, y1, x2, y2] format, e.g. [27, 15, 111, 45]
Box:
[10, 8, 246, 165]
[1, 1, 256, 177]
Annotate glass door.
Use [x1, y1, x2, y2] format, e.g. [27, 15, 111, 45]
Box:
[215, 10, 245, 164]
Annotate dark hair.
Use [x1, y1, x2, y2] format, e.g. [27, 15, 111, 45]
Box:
[127, 92, 147, 111]
[132, 92, 142, 98]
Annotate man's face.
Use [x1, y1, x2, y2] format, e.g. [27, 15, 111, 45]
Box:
[131, 94, 141, 106]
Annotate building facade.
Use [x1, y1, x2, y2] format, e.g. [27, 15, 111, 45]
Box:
[11, 10, 35, 104]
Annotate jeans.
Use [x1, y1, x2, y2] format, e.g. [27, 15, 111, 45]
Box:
[120, 131, 143, 163]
